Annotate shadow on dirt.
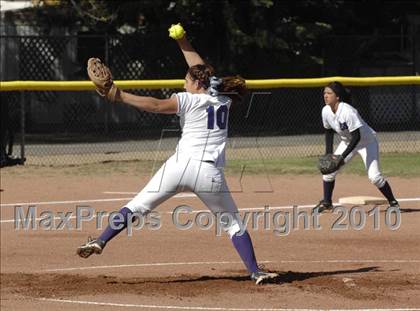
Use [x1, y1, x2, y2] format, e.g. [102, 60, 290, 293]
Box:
[166, 266, 381, 285]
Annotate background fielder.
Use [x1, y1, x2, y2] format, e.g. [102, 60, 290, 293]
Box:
[314, 81, 400, 212]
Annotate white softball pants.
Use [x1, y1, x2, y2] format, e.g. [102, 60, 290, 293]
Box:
[124, 154, 242, 237]
[322, 138, 387, 188]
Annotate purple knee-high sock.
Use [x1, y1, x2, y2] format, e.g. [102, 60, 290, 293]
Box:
[323, 180, 335, 203]
[231, 231, 259, 273]
[98, 207, 132, 245]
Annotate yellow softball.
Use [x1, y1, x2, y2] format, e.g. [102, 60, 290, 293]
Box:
[168, 23, 185, 40]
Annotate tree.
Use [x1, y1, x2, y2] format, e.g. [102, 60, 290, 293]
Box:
[10, 0, 420, 76]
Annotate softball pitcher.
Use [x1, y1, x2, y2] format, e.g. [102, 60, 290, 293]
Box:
[77, 24, 277, 285]
[314, 81, 400, 212]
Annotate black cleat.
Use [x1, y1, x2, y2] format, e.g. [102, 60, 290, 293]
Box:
[313, 200, 333, 213]
[77, 237, 105, 258]
[250, 270, 278, 285]
[389, 200, 400, 209]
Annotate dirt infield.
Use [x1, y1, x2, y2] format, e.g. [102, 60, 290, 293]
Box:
[1, 165, 420, 310]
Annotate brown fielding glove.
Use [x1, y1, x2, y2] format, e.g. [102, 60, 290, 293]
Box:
[318, 154, 344, 175]
[87, 58, 120, 102]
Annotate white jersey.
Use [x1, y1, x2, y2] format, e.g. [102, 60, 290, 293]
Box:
[322, 102, 376, 145]
[175, 92, 231, 167]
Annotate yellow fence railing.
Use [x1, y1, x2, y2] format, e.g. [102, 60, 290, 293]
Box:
[1, 76, 419, 91]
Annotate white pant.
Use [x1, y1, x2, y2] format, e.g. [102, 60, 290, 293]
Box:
[322, 139, 386, 188]
[125, 155, 242, 237]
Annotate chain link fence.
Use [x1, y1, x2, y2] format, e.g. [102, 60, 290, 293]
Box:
[1, 34, 419, 166]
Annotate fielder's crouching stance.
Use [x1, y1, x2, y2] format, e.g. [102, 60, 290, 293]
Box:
[77, 23, 277, 285]
[314, 81, 399, 212]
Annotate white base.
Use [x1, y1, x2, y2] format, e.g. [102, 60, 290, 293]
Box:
[338, 196, 388, 205]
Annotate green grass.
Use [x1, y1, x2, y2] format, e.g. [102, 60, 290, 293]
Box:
[2, 153, 419, 177]
[225, 153, 420, 177]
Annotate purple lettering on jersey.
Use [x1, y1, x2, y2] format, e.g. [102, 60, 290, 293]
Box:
[339, 122, 348, 130]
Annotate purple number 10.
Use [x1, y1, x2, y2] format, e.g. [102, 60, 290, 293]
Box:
[207, 105, 228, 129]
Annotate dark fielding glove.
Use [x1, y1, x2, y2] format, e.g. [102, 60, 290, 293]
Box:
[318, 154, 344, 175]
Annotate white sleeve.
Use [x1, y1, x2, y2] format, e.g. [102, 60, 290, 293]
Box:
[322, 107, 332, 129]
[345, 109, 363, 132]
[174, 92, 192, 116]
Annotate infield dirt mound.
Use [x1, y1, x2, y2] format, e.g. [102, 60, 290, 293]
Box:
[2, 269, 419, 303]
